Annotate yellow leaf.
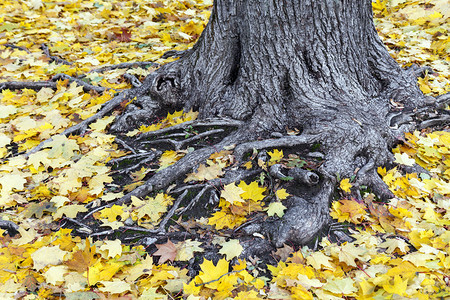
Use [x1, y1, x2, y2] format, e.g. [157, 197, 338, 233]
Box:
[219, 239, 243, 260]
[221, 183, 245, 204]
[238, 181, 266, 202]
[382, 275, 407, 296]
[340, 178, 352, 193]
[275, 188, 290, 200]
[266, 202, 286, 218]
[184, 163, 224, 182]
[268, 149, 283, 165]
[198, 259, 229, 289]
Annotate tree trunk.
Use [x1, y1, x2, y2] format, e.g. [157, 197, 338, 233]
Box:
[110, 0, 433, 247]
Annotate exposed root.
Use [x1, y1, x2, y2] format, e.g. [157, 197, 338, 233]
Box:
[234, 134, 321, 161]
[88, 61, 157, 74]
[0, 220, 19, 235]
[0, 81, 57, 91]
[4, 43, 31, 53]
[52, 74, 108, 93]
[123, 73, 142, 88]
[135, 118, 244, 141]
[22, 84, 151, 158]
[142, 129, 225, 151]
[41, 44, 73, 65]
[111, 150, 161, 175]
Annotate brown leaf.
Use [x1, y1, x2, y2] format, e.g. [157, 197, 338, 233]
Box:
[114, 28, 132, 42]
[65, 239, 96, 272]
[274, 244, 295, 262]
[153, 240, 177, 264]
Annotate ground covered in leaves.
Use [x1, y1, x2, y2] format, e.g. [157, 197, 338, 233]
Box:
[0, 0, 449, 299]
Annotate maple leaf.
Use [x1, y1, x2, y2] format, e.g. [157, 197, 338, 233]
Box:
[340, 178, 352, 193]
[99, 279, 132, 294]
[394, 152, 415, 166]
[335, 243, 368, 267]
[31, 245, 68, 271]
[275, 188, 290, 200]
[65, 239, 96, 273]
[153, 240, 177, 264]
[266, 202, 286, 218]
[219, 239, 243, 260]
[175, 239, 204, 261]
[323, 278, 357, 295]
[238, 180, 266, 201]
[44, 265, 68, 285]
[198, 259, 229, 289]
[23, 201, 57, 218]
[268, 149, 283, 165]
[54, 204, 88, 219]
[114, 28, 132, 42]
[158, 150, 185, 170]
[184, 163, 224, 182]
[221, 183, 245, 204]
[0, 173, 27, 197]
[99, 239, 123, 258]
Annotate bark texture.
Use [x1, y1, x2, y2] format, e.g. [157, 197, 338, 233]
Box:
[110, 0, 441, 247]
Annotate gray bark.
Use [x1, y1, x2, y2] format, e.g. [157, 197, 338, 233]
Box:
[110, 0, 433, 247]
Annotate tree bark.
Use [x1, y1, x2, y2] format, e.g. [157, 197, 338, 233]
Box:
[110, 0, 437, 247]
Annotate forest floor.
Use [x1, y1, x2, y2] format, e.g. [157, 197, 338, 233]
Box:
[0, 0, 449, 299]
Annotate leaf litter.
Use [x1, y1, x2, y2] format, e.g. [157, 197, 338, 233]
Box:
[0, 0, 448, 299]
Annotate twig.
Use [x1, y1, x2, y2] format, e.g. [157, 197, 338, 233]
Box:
[0, 81, 56, 91]
[52, 74, 108, 93]
[90, 230, 115, 237]
[195, 269, 243, 287]
[89, 61, 157, 73]
[63, 217, 92, 230]
[41, 43, 72, 65]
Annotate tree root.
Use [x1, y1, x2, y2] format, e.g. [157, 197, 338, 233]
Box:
[4, 43, 31, 53]
[142, 129, 225, 151]
[0, 81, 57, 92]
[52, 74, 108, 93]
[0, 220, 19, 235]
[234, 134, 321, 161]
[40, 44, 72, 65]
[88, 61, 157, 74]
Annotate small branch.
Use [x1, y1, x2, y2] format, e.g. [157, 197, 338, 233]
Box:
[0, 81, 56, 91]
[123, 73, 142, 88]
[52, 74, 108, 93]
[4, 43, 31, 53]
[89, 62, 157, 74]
[195, 269, 243, 287]
[41, 44, 72, 65]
